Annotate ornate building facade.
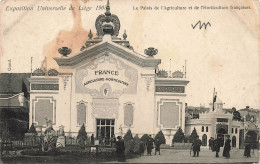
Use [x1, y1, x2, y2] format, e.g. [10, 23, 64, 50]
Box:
[28, 2, 189, 144]
[185, 98, 243, 148]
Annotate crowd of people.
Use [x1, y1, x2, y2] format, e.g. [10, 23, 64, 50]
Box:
[90, 134, 254, 162]
[112, 134, 162, 162]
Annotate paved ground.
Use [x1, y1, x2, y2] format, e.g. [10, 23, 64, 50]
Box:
[108, 147, 259, 163]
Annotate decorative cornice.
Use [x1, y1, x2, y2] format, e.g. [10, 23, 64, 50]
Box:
[28, 77, 59, 84]
[54, 42, 161, 68]
[155, 79, 189, 85]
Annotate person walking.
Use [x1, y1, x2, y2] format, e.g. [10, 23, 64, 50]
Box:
[214, 137, 222, 158]
[192, 136, 202, 157]
[146, 135, 154, 156]
[154, 138, 161, 155]
[223, 136, 231, 158]
[116, 136, 125, 162]
[211, 137, 215, 151]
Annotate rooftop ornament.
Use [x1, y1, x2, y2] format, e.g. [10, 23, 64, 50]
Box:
[88, 29, 93, 39]
[144, 47, 158, 57]
[123, 30, 127, 40]
[58, 47, 72, 57]
[95, 0, 120, 38]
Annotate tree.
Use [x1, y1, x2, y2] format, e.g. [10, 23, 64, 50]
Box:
[189, 127, 199, 143]
[233, 111, 242, 121]
[132, 134, 141, 154]
[124, 129, 133, 153]
[172, 127, 185, 143]
[28, 124, 37, 134]
[77, 124, 88, 148]
[154, 130, 166, 145]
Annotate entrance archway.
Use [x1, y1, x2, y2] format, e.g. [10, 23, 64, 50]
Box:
[217, 128, 227, 147]
[232, 136, 236, 147]
[202, 134, 207, 146]
[246, 131, 258, 149]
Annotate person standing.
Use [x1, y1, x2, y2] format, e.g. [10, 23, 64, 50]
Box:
[209, 138, 212, 150]
[139, 139, 145, 156]
[146, 135, 154, 156]
[192, 136, 202, 157]
[154, 138, 161, 155]
[116, 136, 125, 162]
[91, 134, 95, 145]
[214, 137, 222, 158]
[244, 134, 251, 157]
[111, 135, 116, 148]
[223, 136, 231, 158]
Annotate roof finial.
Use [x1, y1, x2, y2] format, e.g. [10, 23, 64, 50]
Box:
[123, 30, 127, 40]
[105, 0, 111, 16]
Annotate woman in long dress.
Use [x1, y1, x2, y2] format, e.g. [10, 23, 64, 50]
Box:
[223, 137, 231, 158]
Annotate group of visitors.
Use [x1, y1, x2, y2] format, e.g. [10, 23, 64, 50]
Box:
[113, 134, 162, 162]
[145, 135, 161, 156]
[209, 136, 231, 158]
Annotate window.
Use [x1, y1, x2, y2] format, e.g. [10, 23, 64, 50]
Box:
[202, 126, 204, 132]
[206, 126, 208, 132]
[77, 102, 87, 126]
[217, 118, 228, 122]
[96, 119, 115, 140]
[235, 128, 237, 134]
[232, 128, 233, 133]
[124, 103, 134, 127]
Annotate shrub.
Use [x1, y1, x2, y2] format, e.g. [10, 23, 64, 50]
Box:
[132, 134, 141, 154]
[77, 124, 88, 148]
[124, 129, 133, 153]
[189, 127, 199, 143]
[28, 124, 37, 134]
[172, 127, 185, 143]
[154, 130, 166, 145]
[184, 135, 190, 143]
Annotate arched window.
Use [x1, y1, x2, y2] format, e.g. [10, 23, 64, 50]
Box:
[124, 103, 134, 127]
[206, 126, 208, 132]
[235, 128, 237, 134]
[232, 128, 233, 133]
[232, 136, 236, 147]
[202, 134, 207, 146]
[202, 126, 204, 132]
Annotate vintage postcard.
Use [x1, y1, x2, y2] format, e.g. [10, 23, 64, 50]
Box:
[0, 0, 259, 163]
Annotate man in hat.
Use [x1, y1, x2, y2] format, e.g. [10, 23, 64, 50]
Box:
[146, 135, 154, 156]
[116, 136, 125, 162]
[214, 136, 222, 157]
[192, 136, 202, 157]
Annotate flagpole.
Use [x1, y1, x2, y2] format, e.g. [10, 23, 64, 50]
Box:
[213, 88, 215, 111]
[31, 57, 33, 76]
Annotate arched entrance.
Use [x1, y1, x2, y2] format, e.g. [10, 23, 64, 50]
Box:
[202, 134, 207, 146]
[217, 128, 227, 147]
[232, 136, 236, 147]
[246, 131, 258, 149]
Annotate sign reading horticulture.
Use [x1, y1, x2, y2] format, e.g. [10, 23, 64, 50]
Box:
[83, 70, 129, 87]
[75, 54, 138, 95]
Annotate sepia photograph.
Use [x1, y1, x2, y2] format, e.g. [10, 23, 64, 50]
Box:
[0, 0, 259, 163]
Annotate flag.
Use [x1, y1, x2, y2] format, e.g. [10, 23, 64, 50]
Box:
[213, 92, 217, 111]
